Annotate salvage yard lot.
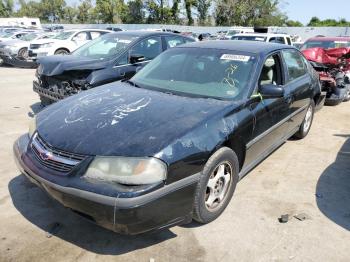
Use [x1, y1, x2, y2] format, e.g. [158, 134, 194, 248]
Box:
[0, 67, 349, 262]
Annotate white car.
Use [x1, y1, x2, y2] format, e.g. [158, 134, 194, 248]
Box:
[0, 30, 37, 42]
[0, 32, 56, 59]
[222, 27, 254, 39]
[28, 29, 111, 60]
[231, 33, 293, 46]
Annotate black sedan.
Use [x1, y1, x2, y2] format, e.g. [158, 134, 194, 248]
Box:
[14, 41, 322, 234]
[33, 31, 194, 105]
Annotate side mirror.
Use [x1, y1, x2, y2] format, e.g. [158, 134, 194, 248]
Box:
[130, 54, 145, 64]
[259, 84, 284, 99]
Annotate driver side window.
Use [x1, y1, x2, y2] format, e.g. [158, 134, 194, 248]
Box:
[259, 54, 282, 87]
[129, 37, 162, 61]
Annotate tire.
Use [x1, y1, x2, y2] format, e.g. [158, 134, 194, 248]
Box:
[39, 95, 53, 106]
[17, 47, 28, 60]
[193, 147, 239, 223]
[343, 86, 350, 102]
[54, 49, 69, 55]
[293, 100, 315, 139]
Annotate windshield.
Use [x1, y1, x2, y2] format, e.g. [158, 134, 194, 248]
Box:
[53, 31, 75, 40]
[227, 30, 240, 36]
[73, 34, 139, 59]
[0, 32, 14, 38]
[20, 33, 39, 41]
[301, 40, 350, 50]
[132, 48, 257, 100]
[232, 36, 267, 42]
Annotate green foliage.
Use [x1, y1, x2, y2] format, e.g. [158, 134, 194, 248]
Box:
[77, 0, 94, 23]
[95, 0, 125, 23]
[307, 16, 350, 27]
[0, 0, 14, 17]
[122, 0, 145, 24]
[215, 0, 289, 27]
[197, 0, 211, 25]
[286, 20, 303, 27]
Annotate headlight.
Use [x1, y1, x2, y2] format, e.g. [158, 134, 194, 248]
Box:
[40, 42, 53, 48]
[84, 157, 167, 185]
[28, 116, 37, 138]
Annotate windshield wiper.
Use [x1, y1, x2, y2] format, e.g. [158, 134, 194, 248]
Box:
[125, 79, 141, 88]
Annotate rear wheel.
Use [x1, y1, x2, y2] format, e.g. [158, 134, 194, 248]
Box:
[293, 100, 315, 139]
[54, 49, 69, 55]
[17, 47, 28, 60]
[193, 147, 239, 223]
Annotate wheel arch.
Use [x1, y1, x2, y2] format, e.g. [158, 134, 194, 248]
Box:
[221, 137, 246, 172]
[54, 47, 70, 54]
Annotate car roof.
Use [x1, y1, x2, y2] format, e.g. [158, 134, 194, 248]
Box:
[306, 36, 350, 42]
[234, 33, 290, 37]
[178, 40, 294, 55]
[107, 30, 189, 38]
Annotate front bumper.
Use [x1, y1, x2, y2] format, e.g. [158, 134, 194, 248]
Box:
[325, 87, 347, 106]
[33, 80, 64, 101]
[13, 134, 199, 234]
[0, 53, 37, 68]
[28, 47, 53, 60]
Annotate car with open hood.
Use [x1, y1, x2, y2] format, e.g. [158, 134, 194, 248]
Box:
[14, 41, 321, 235]
[33, 31, 195, 105]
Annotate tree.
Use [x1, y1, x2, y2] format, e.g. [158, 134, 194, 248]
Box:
[95, 0, 126, 23]
[64, 6, 77, 23]
[215, 0, 287, 27]
[197, 0, 211, 25]
[15, 0, 42, 19]
[286, 20, 303, 27]
[184, 0, 197, 25]
[145, 0, 172, 24]
[77, 0, 93, 23]
[0, 0, 14, 17]
[122, 0, 145, 24]
[39, 0, 67, 22]
[307, 17, 350, 27]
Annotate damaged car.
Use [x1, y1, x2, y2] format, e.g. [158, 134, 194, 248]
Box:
[302, 47, 350, 105]
[15, 41, 320, 235]
[33, 31, 195, 105]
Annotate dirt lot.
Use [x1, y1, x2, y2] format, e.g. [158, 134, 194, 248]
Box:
[0, 67, 349, 262]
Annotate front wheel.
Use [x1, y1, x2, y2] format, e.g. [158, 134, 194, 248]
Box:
[193, 147, 239, 223]
[54, 49, 69, 55]
[293, 100, 315, 139]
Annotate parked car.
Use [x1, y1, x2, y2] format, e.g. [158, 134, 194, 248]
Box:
[301, 37, 350, 50]
[14, 41, 321, 235]
[302, 47, 350, 105]
[221, 27, 254, 40]
[106, 27, 123, 32]
[43, 25, 64, 32]
[0, 30, 37, 42]
[0, 32, 56, 66]
[33, 31, 195, 105]
[232, 33, 293, 45]
[27, 29, 111, 60]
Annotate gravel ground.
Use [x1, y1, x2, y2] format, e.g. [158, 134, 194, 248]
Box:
[0, 67, 349, 262]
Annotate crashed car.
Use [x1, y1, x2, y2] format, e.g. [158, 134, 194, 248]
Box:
[302, 47, 350, 105]
[34, 31, 195, 105]
[15, 41, 320, 235]
[0, 32, 56, 68]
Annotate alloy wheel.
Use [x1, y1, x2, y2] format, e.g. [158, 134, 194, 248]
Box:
[205, 162, 232, 212]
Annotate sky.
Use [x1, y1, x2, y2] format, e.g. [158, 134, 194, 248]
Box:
[280, 0, 350, 24]
[64, 0, 350, 25]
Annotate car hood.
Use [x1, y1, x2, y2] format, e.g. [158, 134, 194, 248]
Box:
[38, 55, 112, 76]
[30, 38, 63, 45]
[36, 82, 235, 158]
[0, 39, 26, 47]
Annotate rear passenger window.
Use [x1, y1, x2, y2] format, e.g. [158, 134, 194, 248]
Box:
[164, 36, 184, 48]
[90, 32, 102, 39]
[282, 50, 307, 81]
[269, 37, 285, 44]
[130, 37, 162, 60]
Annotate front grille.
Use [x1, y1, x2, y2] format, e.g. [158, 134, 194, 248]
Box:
[30, 44, 41, 49]
[31, 133, 86, 173]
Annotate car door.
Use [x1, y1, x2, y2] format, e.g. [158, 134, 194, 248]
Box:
[116, 36, 163, 80]
[281, 49, 313, 132]
[244, 52, 291, 167]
